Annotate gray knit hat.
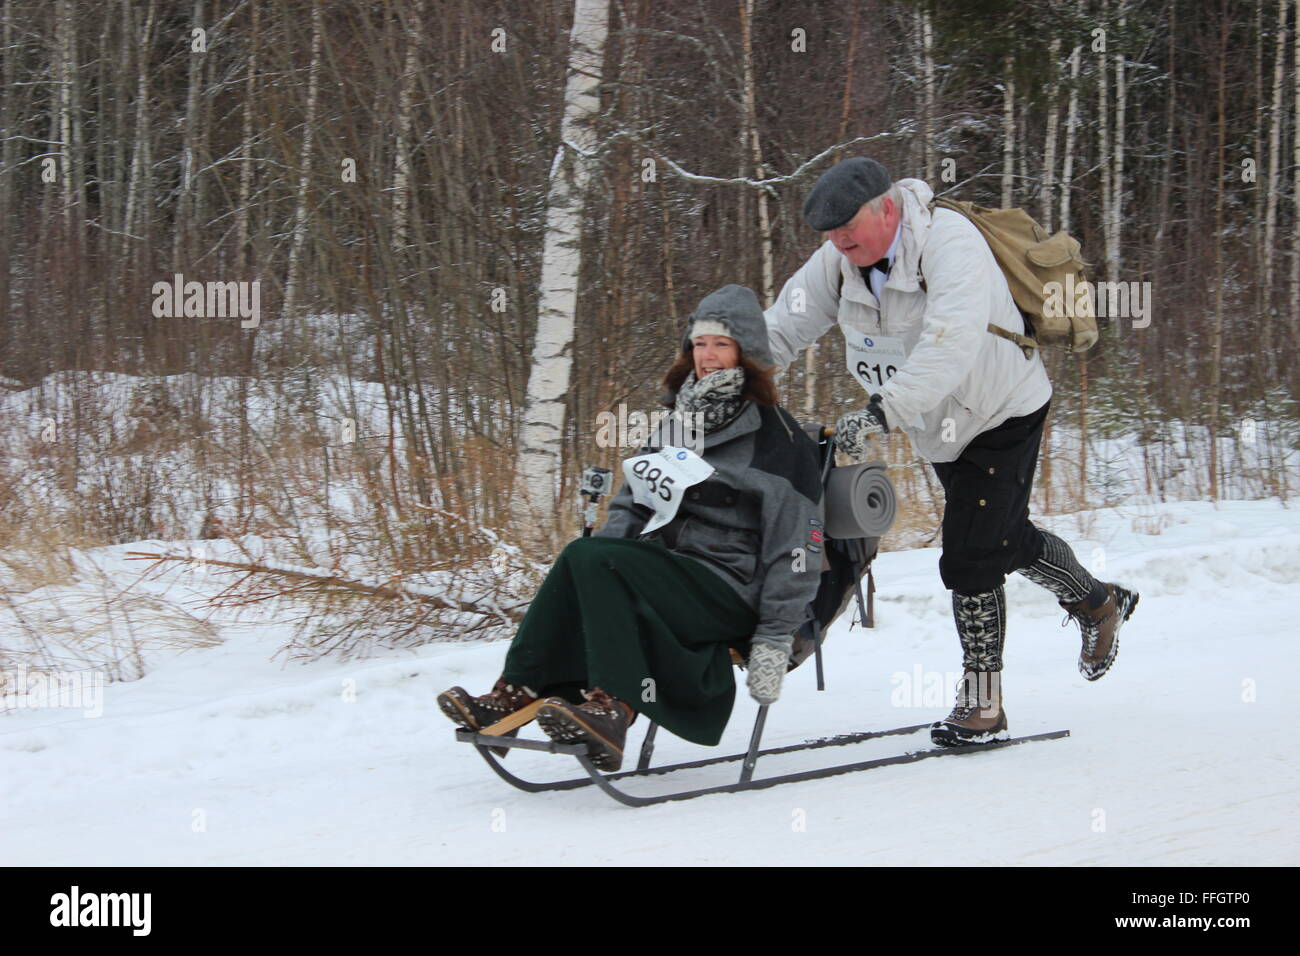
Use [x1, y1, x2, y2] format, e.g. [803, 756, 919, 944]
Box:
[802, 157, 891, 231]
[679, 284, 774, 369]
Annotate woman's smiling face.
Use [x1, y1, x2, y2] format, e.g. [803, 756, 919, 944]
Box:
[692, 334, 739, 379]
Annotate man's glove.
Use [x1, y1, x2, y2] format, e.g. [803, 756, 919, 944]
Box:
[746, 641, 789, 705]
[833, 394, 890, 459]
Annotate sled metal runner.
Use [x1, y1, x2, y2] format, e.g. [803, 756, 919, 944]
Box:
[455, 707, 1070, 807]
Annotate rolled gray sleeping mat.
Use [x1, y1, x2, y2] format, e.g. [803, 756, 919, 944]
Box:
[824, 461, 897, 539]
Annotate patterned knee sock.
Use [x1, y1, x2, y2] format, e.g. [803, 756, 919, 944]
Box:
[1018, 530, 1108, 608]
[952, 586, 1006, 672]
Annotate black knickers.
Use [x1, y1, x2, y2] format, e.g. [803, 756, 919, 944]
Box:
[931, 400, 1050, 594]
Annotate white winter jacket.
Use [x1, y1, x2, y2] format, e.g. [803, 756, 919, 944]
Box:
[763, 178, 1052, 462]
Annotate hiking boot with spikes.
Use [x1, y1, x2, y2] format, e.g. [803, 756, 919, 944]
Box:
[536, 687, 636, 772]
[1060, 583, 1139, 681]
[930, 671, 1009, 747]
[438, 677, 538, 757]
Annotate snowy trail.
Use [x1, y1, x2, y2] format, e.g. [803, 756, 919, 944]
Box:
[3, 500, 1298, 865]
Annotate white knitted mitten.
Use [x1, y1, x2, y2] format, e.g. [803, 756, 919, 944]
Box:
[746, 642, 789, 705]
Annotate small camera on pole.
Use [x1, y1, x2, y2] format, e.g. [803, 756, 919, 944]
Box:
[579, 466, 613, 536]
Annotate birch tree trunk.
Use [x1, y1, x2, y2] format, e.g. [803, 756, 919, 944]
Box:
[393, 0, 425, 252]
[49, 0, 75, 234]
[1263, 0, 1288, 341]
[1001, 55, 1015, 207]
[1293, 0, 1300, 337]
[122, 0, 156, 266]
[511, 0, 609, 547]
[283, 0, 324, 322]
[1210, 13, 1229, 503]
[1154, 0, 1176, 273]
[0, 0, 15, 325]
[1110, 2, 1126, 285]
[1043, 36, 1061, 233]
[236, 0, 259, 273]
[739, 0, 773, 306]
[1097, 1, 1113, 285]
[1253, 0, 1265, 300]
[65, 0, 84, 235]
[1060, 37, 1082, 234]
[922, 8, 935, 184]
[172, 0, 203, 271]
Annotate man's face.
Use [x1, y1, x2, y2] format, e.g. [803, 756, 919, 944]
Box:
[826, 197, 897, 268]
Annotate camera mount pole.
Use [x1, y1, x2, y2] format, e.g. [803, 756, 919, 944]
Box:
[580, 492, 600, 537]
[579, 466, 613, 537]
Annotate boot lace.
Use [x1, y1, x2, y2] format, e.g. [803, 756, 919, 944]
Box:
[482, 679, 535, 705]
[581, 687, 617, 714]
[1061, 603, 1108, 656]
[581, 687, 632, 723]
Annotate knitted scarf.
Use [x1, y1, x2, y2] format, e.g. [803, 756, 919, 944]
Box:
[672, 367, 746, 434]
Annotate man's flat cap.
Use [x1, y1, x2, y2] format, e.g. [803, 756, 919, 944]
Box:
[802, 157, 891, 231]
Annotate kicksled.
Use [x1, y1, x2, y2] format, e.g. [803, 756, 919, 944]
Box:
[454, 700, 1070, 808]
[453, 424, 1068, 807]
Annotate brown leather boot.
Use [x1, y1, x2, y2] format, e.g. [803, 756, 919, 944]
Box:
[536, 687, 636, 772]
[1060, 583, 1139, 681]
[438, 677, 538, 757]
[930, 671, 1008, 747]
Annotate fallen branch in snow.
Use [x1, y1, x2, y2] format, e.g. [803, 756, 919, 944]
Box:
[124, 550, 520, 618]
[124, 537, 541, 664]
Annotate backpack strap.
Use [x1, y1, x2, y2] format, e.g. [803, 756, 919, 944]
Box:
[987, 323, 1037, 359]
[922, 203, 1036, 360]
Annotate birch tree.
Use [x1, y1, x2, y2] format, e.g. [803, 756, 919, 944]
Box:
[122, 0, 157, 267]
[236, 0, 259, 273]
[1210, 10, 1229, 503]
[739, 0, 773, 306]
[1097, 1, 1113, 284]
[1293, 0, 1300, 338]
[1263, 0, 1288, 341]
[283, 0, 325, 322]
[921, 8, 936, 184]
[48, 0, 80, 235]
[511, 0, 610, 547]
[392, 0, 425, 253]
[1110, 1, 1126, 286]
[172, 0, 204, 270]
[1060, 25, 1082, 233]
[1001, 55, 1015, 207]
[1043, 36, 1061, 232]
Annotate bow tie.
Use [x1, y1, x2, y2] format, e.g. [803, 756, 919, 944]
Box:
[868, 257, 890, 276]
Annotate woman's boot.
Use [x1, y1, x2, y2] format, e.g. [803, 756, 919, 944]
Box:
[536, 687, 636, 772]
[438, 677, 538, 757]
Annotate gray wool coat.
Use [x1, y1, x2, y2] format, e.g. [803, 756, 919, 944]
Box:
[594, 400, 824, 651]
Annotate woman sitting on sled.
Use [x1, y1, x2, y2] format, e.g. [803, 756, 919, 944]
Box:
[438, 284, 825, 771]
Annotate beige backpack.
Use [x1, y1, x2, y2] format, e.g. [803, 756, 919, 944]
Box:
[928, 198, 1099, 357]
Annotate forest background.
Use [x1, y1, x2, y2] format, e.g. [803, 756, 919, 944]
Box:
[1, 0, 1296, 663]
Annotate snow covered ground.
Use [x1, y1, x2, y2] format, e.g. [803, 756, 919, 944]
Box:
[2, 498, 1298, 865]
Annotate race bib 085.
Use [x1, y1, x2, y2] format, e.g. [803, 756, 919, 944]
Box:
[622, 446, 715, 534]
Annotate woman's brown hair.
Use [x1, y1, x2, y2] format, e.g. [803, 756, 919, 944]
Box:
[660, 348, 780, 408]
